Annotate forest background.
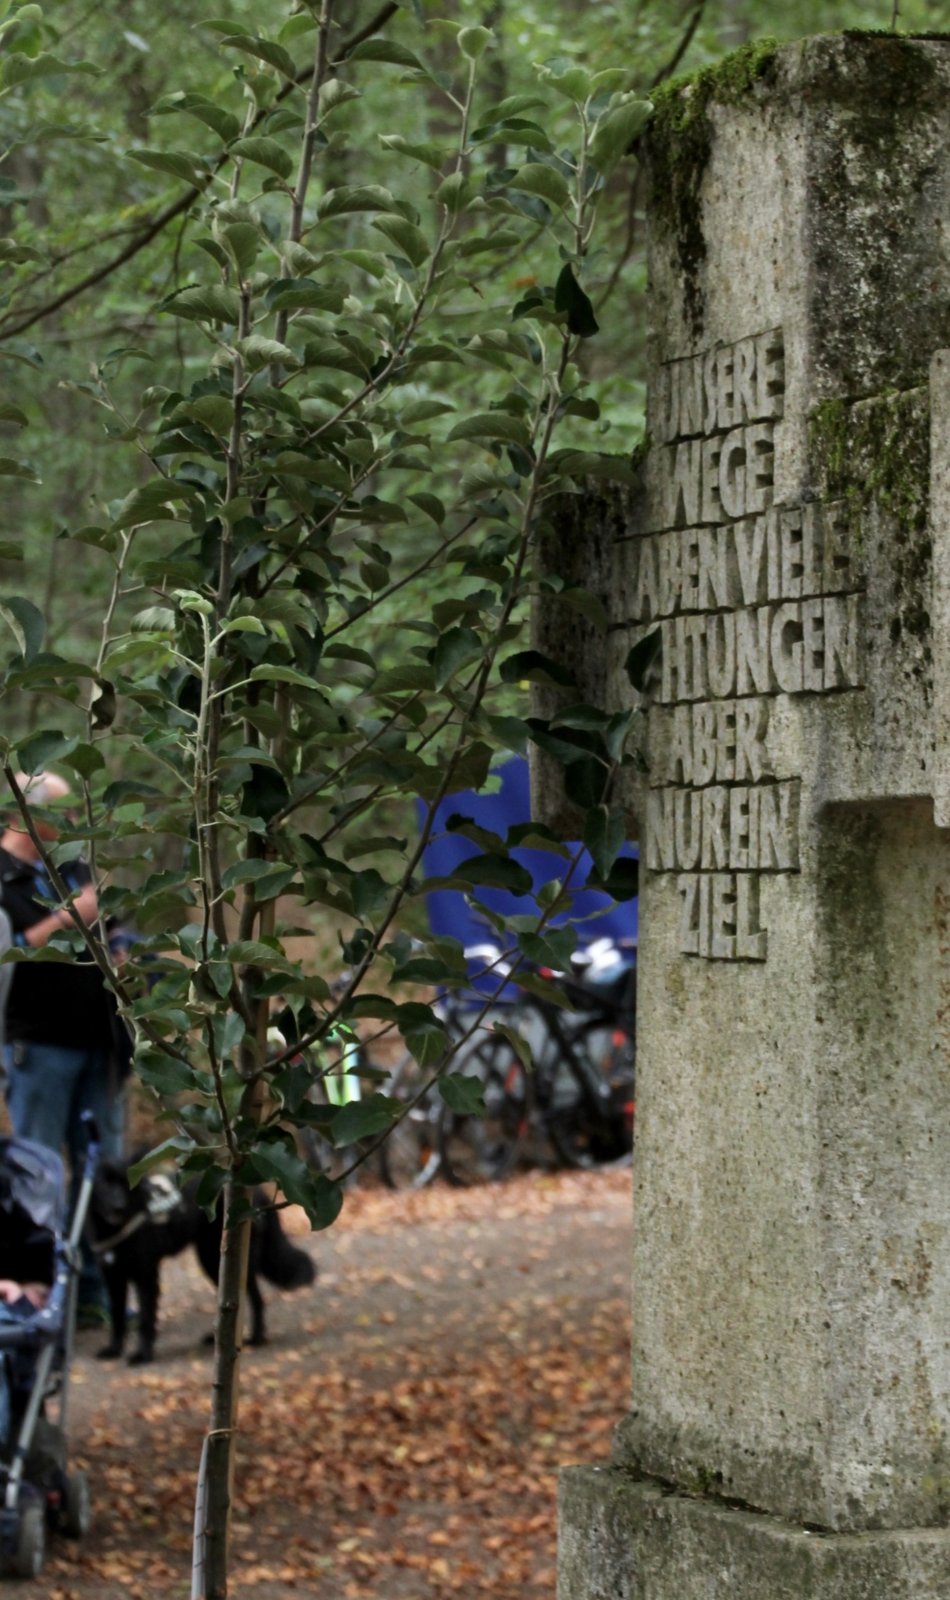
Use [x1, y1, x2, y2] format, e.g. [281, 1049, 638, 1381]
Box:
[2, 0, 944, 700]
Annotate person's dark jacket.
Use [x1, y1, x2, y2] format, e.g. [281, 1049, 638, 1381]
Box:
[0, 848, 116, 1051]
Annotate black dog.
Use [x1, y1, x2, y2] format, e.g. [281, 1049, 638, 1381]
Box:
[89, 1161, 316, 1365]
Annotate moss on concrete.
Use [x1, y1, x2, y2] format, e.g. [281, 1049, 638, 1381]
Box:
[647, 40, 780, 339]
[647, 34, 950, 350]
[808, 388, 931, 654]
[808, 389, 928, 537]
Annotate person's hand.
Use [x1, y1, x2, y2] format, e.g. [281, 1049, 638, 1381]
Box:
[70, 882, 98, 924]
[0, 1279, 46, 1307]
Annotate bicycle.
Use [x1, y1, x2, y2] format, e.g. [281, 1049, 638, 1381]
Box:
[530, 940, 636, 1169]
[380, 945, 522, 1190]
[436, 938, 636, 1183]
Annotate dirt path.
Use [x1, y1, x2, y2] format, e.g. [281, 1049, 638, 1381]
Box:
[22, 1168, 631, 1600]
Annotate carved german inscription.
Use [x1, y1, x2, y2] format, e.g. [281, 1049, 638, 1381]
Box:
[639, 329, 865, 961]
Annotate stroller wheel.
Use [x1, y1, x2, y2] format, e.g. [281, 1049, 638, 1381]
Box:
[61, 1470, 91, 1539]
[13, 1499, 46, 1578]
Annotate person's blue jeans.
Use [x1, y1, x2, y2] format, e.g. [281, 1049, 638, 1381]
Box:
[4, 1042, 123, 1168]
[3, 1042, 124, 1304]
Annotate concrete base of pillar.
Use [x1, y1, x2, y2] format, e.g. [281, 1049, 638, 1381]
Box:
[558, 1467, 950, 1600]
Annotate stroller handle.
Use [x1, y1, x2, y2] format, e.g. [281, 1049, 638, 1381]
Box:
[79, 1109, 100, 1147]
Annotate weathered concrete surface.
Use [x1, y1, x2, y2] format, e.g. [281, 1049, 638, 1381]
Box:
[549, 30, 950, 1600]
[558, 1469, 950, 1600]
[931, 353, 950, 829]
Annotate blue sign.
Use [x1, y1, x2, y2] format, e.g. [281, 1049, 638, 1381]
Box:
[420, 757, 638, 969]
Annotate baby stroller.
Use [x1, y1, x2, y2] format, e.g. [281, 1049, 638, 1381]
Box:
[0, 1117, 99, 1577]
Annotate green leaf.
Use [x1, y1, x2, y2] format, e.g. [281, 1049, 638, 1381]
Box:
[554, 263, 599, 338]
[400, 401, 453, 426]
[370, 215, 429, 267]
[378, 133, 443, 170]
[60, 742, 106, 779]
[0, 341, 42, 369]
[129, 148, 205, 187]
[447, 411, 532, 450]
[127, 1137, 192, 1188]
[554, 450, 640, 485]
[540, 64, 591, 102]
[432, 626, 482, 689]
[564, 756, 607, 809]
[164, 285, 241, 324]
[138, 1052, 207, 1097]
[490, 1022, 533, 1072]
[489, 93, 547, 121]
[220, 33, 297, 80]
[397, 1002, 448, 1069]
[112, 479, 197, 529]
[439, 1073, 486, 1115]
[0, 457, 38, 481]
[499, 649, 575, 688]
[0, 403, 28, 427]
[247, 1141, 343, 1230]
[0, 596, 43, 662]
[0, 240, 47, 265]
[409, 492, 445, 525]
[220, 221, 262, 276]
[231, 136, 294, 180]
[16, 730, 78, 773]
[435, 172, 468, 213]
[197, 17, 253, 37]
[589, 97, 652, 178]
[318, 77, 360, 116]
[333, 1093, 397, 1147]
[317, 184, 400, 219]
[471, 118, 553, 154]
[347, 38, 427, 71]
[584, 804, 626, 880]
[153, 92, 241, 144]
[266, 278, 345, 313]
[221, 615, 266, 636]
[625, 628, 662, 693]
[454, 855, 533, 895]
[165, 397, 228, 439]
[248, 663, 321, 690]
[588, 855, 638, 901]
[519, 927, 577, 969]
[458, 25, 492, 59]
[0, 53, 99, 93]
[236, 335, 301, 371]
[513, 162, 570, 209]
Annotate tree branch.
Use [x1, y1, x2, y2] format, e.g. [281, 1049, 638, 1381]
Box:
[0, 3, 401, 341]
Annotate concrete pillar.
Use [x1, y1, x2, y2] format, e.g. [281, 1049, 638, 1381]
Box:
[557, 34, 950, 1598]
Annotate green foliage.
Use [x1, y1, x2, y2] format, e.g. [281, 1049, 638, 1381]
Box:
[0, 0, 654, 1237]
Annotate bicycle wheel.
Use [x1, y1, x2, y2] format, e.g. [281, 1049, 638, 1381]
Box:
[544, 1019, 635, 1169]
[378, 1050, 442, 1191]
[438, 1035, 528, 1186]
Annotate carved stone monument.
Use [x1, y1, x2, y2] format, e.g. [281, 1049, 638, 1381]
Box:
[552, 33, 950, 1598]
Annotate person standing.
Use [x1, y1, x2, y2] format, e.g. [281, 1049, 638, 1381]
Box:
[0, 772, 124, 1321]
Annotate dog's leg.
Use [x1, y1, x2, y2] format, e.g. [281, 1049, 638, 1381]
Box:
[96, 1267, 128, 1361]
[130, 1265, 159, 1365]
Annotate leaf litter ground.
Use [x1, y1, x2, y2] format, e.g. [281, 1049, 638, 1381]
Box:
[30, 1167, 630, 1599]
